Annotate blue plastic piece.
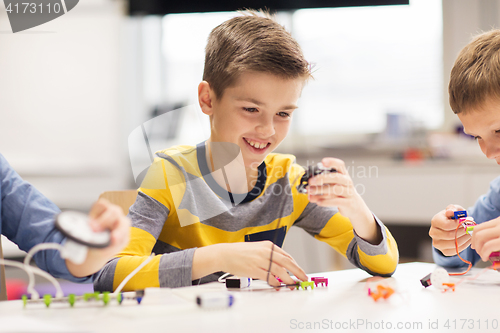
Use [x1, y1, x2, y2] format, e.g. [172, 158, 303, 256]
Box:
[454, 211, 467, 219]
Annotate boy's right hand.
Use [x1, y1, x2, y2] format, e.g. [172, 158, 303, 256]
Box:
[429, 204, 471, 256]
[193, 241, 307, 287]
[218, 241, 308, 287]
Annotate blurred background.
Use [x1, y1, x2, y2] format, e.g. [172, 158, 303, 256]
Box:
[1, 0, 499, 285]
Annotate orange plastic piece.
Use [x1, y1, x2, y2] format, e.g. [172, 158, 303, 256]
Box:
[442, 282, 455, 292]
[369, 285, 395, 301]
[492, 262, 500, 271]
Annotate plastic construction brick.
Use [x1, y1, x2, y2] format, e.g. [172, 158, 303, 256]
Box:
[310, 277, 328, 287]
[489, 251, 500, 267]
[297, 281, 314, 290]
[368, 285, 394, 301]
[454, 211, 467, 220]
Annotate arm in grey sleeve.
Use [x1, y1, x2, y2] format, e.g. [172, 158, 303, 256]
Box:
[94, 191, 197, 291]
[294, 203, 392, 276]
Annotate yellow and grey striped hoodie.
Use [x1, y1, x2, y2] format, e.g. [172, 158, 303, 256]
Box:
[94, 143, 398, 292]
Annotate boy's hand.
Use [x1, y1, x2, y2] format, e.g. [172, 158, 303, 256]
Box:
[471, 217, 500, 261]
[429, 204, 470, 256]
[307, 158, 381, 244]
[87, 198, 131, 258]
[193, 241, 307, 287]
[66, 198, 131, 277]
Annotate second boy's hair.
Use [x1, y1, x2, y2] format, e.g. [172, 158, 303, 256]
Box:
[449, 29, 500, 114]
[203, 10, 311, 99]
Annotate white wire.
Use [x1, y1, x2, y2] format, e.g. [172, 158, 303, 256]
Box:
[0, 259, 38, 299]
[218, 272, 232, 283]
[0, 259, 64, 300]
[23, 243, 65, 299]
[24, 243, 64, 267]
[113, 253, 155, 295]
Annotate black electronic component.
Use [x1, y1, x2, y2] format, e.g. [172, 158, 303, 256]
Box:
[225, 277, 251, 289]
[296, 163, 337, 194]
[420, 273, 432, 288]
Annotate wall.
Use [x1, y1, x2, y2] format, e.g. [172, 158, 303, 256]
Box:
[0, 0, 129, 211]
[442, 0, 500, 131]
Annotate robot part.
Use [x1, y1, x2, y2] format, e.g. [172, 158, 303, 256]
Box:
[225, 277, 251, 289]
[297, 163, 337, 194]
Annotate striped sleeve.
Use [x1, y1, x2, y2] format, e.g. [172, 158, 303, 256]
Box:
[294, 202, 398, 276]
[94, 191, 196, 291]
[94, 157, 197, 292]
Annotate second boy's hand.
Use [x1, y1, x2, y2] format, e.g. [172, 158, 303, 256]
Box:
[429, 204, 470, 256]
[471, 217, 500, 261]
[307, 158, 382, 245]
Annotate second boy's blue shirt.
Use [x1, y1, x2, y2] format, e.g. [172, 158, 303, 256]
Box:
[0, 153, 92, 285]
[433, 176, 500, 268]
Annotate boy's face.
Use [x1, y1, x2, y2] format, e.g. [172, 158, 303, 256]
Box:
[459, 97, 500, 164]
[200, 71, 304, 169]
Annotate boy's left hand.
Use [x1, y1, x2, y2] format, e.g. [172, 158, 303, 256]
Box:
[307, 157, 381, 244]
[471, 216, 500, 261]
[87, 198, 131, 258]
[66, 198, 131, 278]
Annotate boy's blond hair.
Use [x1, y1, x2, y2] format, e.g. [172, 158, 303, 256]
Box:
[203, 9, 311, 99]
[449, 29, 500, 114]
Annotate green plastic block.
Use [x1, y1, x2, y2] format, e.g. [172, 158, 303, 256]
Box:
[43, 294, 52, 308]
[68, 294, 76, 307]
[300, 281, 314, 290]
[102, 292, 110, 306]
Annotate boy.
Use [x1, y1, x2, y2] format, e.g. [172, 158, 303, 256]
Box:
[94, 11, 398, 292]
[430, 30, 500, 268]
[0, 152, 130, 287]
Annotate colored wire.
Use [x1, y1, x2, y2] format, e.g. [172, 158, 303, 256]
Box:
[449, 222, 472, 276]
[454, 266, 492, 288]
[266, 173, 302, 289]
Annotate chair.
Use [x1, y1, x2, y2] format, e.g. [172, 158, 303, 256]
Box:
[0, 237, 7, 301]
[98, 190, 138, 216]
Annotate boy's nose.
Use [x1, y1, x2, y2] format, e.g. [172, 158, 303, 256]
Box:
[482, 141, 500, 160]
[256, 118, 275, 137]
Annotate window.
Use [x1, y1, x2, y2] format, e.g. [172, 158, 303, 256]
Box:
[158, 0, 442, 140]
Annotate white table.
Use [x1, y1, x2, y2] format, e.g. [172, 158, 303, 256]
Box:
[0, 262, 499, 333]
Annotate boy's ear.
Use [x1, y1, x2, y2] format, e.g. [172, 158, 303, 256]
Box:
[198, 81, 214, 116]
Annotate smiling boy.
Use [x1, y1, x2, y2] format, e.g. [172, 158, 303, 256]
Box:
[94, 11, 398, 292]
[430, 30, 500, 267]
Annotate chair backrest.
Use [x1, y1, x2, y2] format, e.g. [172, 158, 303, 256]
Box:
[0, 237, 7, 301]
[98, 190, 138, 216]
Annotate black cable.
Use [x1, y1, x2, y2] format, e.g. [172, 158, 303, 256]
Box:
[266, 172, 303, 288]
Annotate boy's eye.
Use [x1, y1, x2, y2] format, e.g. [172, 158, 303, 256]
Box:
[243, 107, 258, 113]
[277, 111, 291, 118]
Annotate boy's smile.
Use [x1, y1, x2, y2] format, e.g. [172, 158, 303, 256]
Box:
[199, 71, 305, 171]
[459, 97, 500, 164]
